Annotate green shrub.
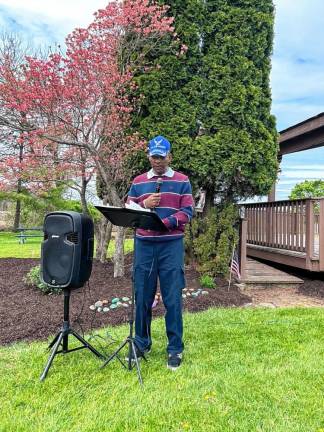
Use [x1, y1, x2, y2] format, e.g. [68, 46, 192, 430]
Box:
[24, 265, 62, 294]
[199, 274, 216, 289]
[191, 204, 239, 277]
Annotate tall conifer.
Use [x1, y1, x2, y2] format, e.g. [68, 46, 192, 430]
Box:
[134, 0, 277, 202]
[133, 0, 278, 274]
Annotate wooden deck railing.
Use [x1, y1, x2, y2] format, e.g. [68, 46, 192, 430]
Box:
[239, 198, 324, 273]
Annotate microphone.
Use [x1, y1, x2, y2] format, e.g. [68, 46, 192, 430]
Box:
[156, 177, 163, 193]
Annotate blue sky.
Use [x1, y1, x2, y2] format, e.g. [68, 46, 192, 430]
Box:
[272, 0, 324, 199]
[0, 0, 323, 200]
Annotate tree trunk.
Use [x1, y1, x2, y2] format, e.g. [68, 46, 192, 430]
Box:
[13, 191, 21, 232]
[93, 162, 126, 276]
[80, 177, 89, 215]
[13, 144, 24, 232]
[96, 217, 112, 263]
[100, 220, 112, 263]
[203, 190, 215, 216]
[113, 226, 125, 277]
[95, 194, 112, 262]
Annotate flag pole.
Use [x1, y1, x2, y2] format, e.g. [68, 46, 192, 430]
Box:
[228, 243, 236, 291]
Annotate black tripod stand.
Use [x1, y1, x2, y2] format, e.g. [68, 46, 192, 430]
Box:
[40, 288, 105, 381]
[100, 240, 146, 385]
[95, 205, 167, 386]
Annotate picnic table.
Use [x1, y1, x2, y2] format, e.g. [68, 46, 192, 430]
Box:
[16, 227, 43, 244]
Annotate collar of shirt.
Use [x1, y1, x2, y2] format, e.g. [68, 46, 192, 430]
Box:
[147, 167, 174, 179]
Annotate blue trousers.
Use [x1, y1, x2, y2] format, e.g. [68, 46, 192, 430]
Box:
[134, 238, 186, 354]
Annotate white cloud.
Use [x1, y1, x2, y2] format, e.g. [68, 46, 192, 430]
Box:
[273, 0, 324, 60]
[0, 1, 108, 46]
[0, 1, 107, 23]
[271, 0, 324, 130]
[284, 165, 324, 170]
[280, 170, 324, 178]
[273, 102, 324, 131]
[271, 58, 324, 103]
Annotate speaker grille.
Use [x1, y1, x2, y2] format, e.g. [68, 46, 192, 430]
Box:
[67, 232, 78, 244]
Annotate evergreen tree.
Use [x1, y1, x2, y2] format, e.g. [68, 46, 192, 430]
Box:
[132, 0, 278, 275]
[134, 0, 277, 202]
[197, 0, 278, 202]
[131, 0, 205, 175]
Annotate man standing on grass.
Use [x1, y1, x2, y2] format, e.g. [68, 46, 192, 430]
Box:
[127, 135, 194, 370]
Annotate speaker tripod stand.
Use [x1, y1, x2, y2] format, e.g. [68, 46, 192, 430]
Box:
[40, 288, 105, 381]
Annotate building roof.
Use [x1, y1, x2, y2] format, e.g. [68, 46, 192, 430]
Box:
[279, 112, 324, 155]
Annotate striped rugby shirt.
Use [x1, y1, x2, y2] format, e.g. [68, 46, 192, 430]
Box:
[127, 167, 194, 241]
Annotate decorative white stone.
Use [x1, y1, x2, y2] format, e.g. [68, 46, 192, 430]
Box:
[97, 307, 103, 312]
[202, 291, 209, 295]
[103, 307, 110, 312]
[122, 303, 129, 307]
[122, 297, 130, 301]
[89, 305, 96, 311]
[95, 301, 103, 308]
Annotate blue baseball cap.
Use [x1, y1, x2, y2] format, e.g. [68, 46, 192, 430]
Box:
[148, 135, 171, 157]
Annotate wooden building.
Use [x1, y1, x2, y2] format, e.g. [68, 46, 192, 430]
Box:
[239, 113, 324, 283]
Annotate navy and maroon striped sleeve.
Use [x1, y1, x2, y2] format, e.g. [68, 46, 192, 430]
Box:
[162, 178, 194, 230]
[126, 182, 146, 208]
[126, 183, 137, 204]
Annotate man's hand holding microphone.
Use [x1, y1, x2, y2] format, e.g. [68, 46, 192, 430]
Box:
[144, 178, 163, 209]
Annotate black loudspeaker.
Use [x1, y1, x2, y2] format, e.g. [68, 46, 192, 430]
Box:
[41, 211, 94, 289]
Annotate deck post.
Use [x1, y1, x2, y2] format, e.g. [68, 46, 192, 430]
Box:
[319, 199, 324, 271]
[239, 218, 247, 280]
[266, 205, 272, 246]
[305, 199, 315, 270]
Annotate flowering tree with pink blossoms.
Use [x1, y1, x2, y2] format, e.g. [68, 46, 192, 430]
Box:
[0, 0, 176, 275]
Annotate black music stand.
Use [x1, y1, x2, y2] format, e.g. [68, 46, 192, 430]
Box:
[95, 205, 167, 386]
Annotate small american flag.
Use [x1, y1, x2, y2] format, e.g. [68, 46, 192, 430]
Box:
[230, 248, 241, 280]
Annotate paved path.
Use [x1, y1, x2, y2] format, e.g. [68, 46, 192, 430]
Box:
[241, 286, 324, 308]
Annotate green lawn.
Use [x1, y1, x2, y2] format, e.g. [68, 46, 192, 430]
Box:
[0, 231, 133, 259]
[1, 308, 324, 432]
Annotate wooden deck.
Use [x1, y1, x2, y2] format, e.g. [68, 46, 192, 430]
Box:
[239, 198, 324, 275]
[240, 258, 304, 288]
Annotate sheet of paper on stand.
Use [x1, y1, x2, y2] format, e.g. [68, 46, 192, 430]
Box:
[125, 201, 151, 212]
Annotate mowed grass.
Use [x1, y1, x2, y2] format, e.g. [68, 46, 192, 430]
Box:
[1, 307, 324, 432]
[0, 231, 133, 259]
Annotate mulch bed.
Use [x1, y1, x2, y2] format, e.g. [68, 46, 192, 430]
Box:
[0, 257, 251, 346]
[297, 275, 324, 299]
[260, 259, 324, 300]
